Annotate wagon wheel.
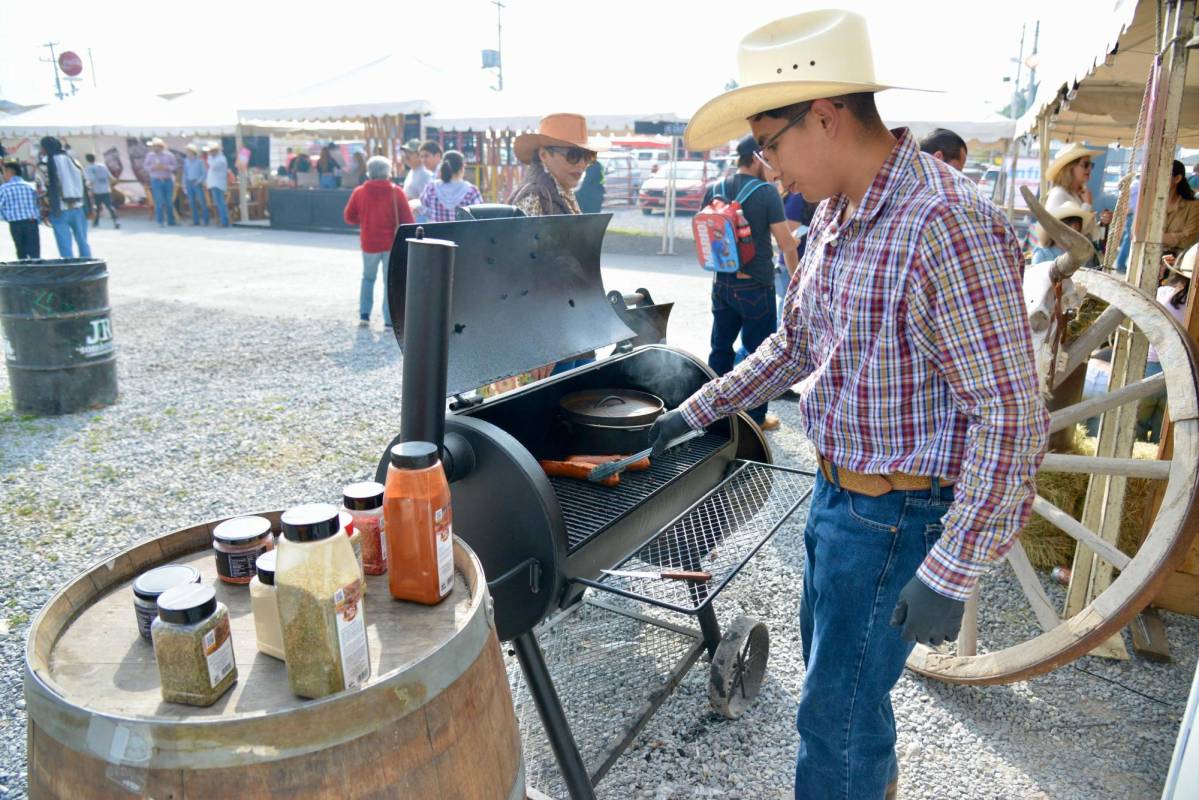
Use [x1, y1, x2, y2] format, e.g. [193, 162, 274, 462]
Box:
[906, 271, 1199, 685]
[709, 615, 769, 719]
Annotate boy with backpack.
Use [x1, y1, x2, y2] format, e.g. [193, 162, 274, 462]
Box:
[693, 135, 797, 430]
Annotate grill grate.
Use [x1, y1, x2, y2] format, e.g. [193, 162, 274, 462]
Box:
[506, 598, 704, 796]
[550, 432, 728, 552]
[586, 462, 815, 613]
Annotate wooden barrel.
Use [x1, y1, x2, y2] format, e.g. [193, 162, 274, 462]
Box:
[25, 512, 524, 799]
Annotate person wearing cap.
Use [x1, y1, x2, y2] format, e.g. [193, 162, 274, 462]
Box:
[143, 138, 178, 226]
[205, 143, 230, 228]
[398, 138, 422, 188]
[405, 140, 443, 222]
[1044, 142, 1108, 237]
[0, 160, 41, 259]
[183, 144, 210, 226]
[1030, 200, 1093, 264]
[508, 113, 608, 217]
[646, 12, 1047, 799]
[918, 128, 968, 172]
[1139, 244, 1194, 440]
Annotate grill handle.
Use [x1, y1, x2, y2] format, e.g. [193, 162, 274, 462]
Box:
[400, 233, 457, 454]
[487, 557, 543, 596]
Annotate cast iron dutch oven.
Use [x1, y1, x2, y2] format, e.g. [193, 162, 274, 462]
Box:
[559, 388, 665, 455]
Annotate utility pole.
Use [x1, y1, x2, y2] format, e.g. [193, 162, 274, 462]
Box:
[492, 0, 505, 91]
[41, 41, 65, 100]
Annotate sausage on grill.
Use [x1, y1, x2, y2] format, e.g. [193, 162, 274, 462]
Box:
[539, 459, 621, 487]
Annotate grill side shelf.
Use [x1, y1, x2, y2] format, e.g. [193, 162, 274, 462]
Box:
[573, 462, 816, 615]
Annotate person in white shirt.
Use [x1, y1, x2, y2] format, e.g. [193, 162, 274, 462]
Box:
[205, 143, 230, 227]
[83, 154, 119, 228]
[39, 136, 90, 258]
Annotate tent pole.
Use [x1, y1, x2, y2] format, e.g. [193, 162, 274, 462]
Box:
[1037, 114, 1050, 197]
[235, 122, 250, 223]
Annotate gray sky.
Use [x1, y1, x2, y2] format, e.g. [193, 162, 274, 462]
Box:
[0, 1, 1128, 123]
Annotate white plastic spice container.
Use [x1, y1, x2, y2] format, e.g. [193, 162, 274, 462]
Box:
[132, 563, 201, 642]
[276, 503, 370, 699]
[212, 515, 273, 585]
[339, 510, 365, 589]
[151, 583, 237, 706]
[249, 549, 285, 661]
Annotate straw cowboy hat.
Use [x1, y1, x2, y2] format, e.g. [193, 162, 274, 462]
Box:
[184, 143, 199, 153]
[683, 10, 931, 151]
[513, 114, 610, 164]
[147, 137, 166, 148]
[1169, 243, 1197, 280]
[1035, 198, 1095, 247]
[1044, 142, 1103, 184]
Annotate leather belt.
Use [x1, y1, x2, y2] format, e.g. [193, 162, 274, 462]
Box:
[818, 456, 955, 498]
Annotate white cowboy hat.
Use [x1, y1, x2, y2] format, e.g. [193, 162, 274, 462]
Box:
[1035, 199, 1095, 247]
[684, 10, 932, 152]
[1044, 142, 1103, 184]
[1169, 243, 1197, 280]
[184, 143, 199, 153]
[147, 137, 166, 148]
[513, 113, 610, 164]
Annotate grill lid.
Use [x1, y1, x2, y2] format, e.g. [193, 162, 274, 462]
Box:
[387, 214, 636, 397]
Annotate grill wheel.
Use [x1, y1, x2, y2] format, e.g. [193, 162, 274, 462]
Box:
[708, 615, 770, 719]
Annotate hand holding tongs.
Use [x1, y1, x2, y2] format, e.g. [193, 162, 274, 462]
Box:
[586, 428, 705, 482]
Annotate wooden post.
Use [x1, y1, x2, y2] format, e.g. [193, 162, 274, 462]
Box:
[1064, 0, 1194, 658]
[1038, 114, 1050, 198]
[234, 122, 250, 223]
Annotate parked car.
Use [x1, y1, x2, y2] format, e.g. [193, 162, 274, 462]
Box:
[598, 153, 639, 204]
[638, 161, 727, 215]
[629, 148, 671, 180]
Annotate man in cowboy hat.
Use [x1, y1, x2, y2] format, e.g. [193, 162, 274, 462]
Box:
[182, 144, 209, 226]
[648, 10, 1048, 799]
[143, 138, 178, 226]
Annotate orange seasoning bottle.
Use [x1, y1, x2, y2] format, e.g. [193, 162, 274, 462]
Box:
[384, 441, 455, 604]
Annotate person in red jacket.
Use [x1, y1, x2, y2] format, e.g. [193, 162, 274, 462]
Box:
[344, 155, 415, 328]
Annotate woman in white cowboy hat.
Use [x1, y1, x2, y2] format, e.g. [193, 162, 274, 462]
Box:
[508, 113, 608, 217]
[644, 12, 1047, 800]
[1030, 199, 1094, 264]
[1044, 142, 1106, 236]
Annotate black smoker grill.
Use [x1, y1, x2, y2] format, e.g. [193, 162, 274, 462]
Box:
[379, 213, 814, 799]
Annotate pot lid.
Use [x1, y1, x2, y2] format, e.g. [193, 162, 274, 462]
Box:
[387, 213, 636, 398]
[560, 388, 664, 427]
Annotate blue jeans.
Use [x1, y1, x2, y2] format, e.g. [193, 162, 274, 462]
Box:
[186, 181, 209, 225]
[796, 471, 952, 799]
[735, 266, 793, 366]
[49, 206, 91, 258]
[1115, 214, 1133, 274]
[209, 187, 229, 226]
[320, 174, 340, 189]
[1137, 359, 1166, 442]
[359, 251, 391, 325]
[151, 178, 176, 225]
[710, 276, 776, 423]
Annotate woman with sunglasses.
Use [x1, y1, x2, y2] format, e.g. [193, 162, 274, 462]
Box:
[509, 113, 608, 217]
[1161, 159, 1199, 256]
[1044, 142, 1105, 238]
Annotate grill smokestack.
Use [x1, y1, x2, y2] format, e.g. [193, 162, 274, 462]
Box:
[400, 234, 457, 453]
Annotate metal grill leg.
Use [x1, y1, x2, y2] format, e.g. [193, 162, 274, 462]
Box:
[697, 603, 723, 656]
[512, 632, 597, 800]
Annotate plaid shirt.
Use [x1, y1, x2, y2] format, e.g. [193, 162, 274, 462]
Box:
[0, 175, 40, 222]
[681, 129, 1048, 601]
[418, 180, 484, 223]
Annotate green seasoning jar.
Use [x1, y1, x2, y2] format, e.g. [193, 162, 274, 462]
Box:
[151, 583, 237, 706]
[276, 503, 370, 699]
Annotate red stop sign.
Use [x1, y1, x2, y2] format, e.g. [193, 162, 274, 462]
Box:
[59, 51, 83, 77]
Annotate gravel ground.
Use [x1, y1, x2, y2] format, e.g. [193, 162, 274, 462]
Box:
[608, 206, 696, 243]
[0, 224, 1196, 798]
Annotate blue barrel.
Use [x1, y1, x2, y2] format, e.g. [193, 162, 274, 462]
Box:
[0, 259, 117, 416]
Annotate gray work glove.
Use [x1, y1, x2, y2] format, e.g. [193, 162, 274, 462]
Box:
[890, 576, 964, 646]
[647, 409, 694, 457]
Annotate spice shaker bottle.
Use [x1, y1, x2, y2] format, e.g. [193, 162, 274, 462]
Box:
[151, 583, 237, 706]
[132, 563, 201, 642]
[211, 515, 273, 585]
[276, 503, 370, 699]
[340, 510, 365, 589]
[249, 550, 285, 661]
[384, 441, 455, 604]
[343, 481, 387, 576]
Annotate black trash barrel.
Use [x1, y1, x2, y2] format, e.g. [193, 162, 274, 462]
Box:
[0, 259, 117, 415]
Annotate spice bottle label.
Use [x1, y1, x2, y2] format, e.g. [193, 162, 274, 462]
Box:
[434, 505, 454, 597]
[218, 546, 267, 580]
[333, 580, 370, 690]
[202, 617, 235, 689]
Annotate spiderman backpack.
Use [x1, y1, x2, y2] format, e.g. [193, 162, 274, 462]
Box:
[691, 177, 770, 273]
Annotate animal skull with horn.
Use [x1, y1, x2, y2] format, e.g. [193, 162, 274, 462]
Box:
[1019, 185, 1096, 397]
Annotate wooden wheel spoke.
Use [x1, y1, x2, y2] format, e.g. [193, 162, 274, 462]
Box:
[1031, 496, 1131, 570]
[1052, 306, 1125, 390]
[1048, 373, 1166, 434]
[1040, 452, 1171, 480]
[1005, 541, 1061, 633]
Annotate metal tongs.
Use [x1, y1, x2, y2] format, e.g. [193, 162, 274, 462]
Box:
[586, 429, 706, 482]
